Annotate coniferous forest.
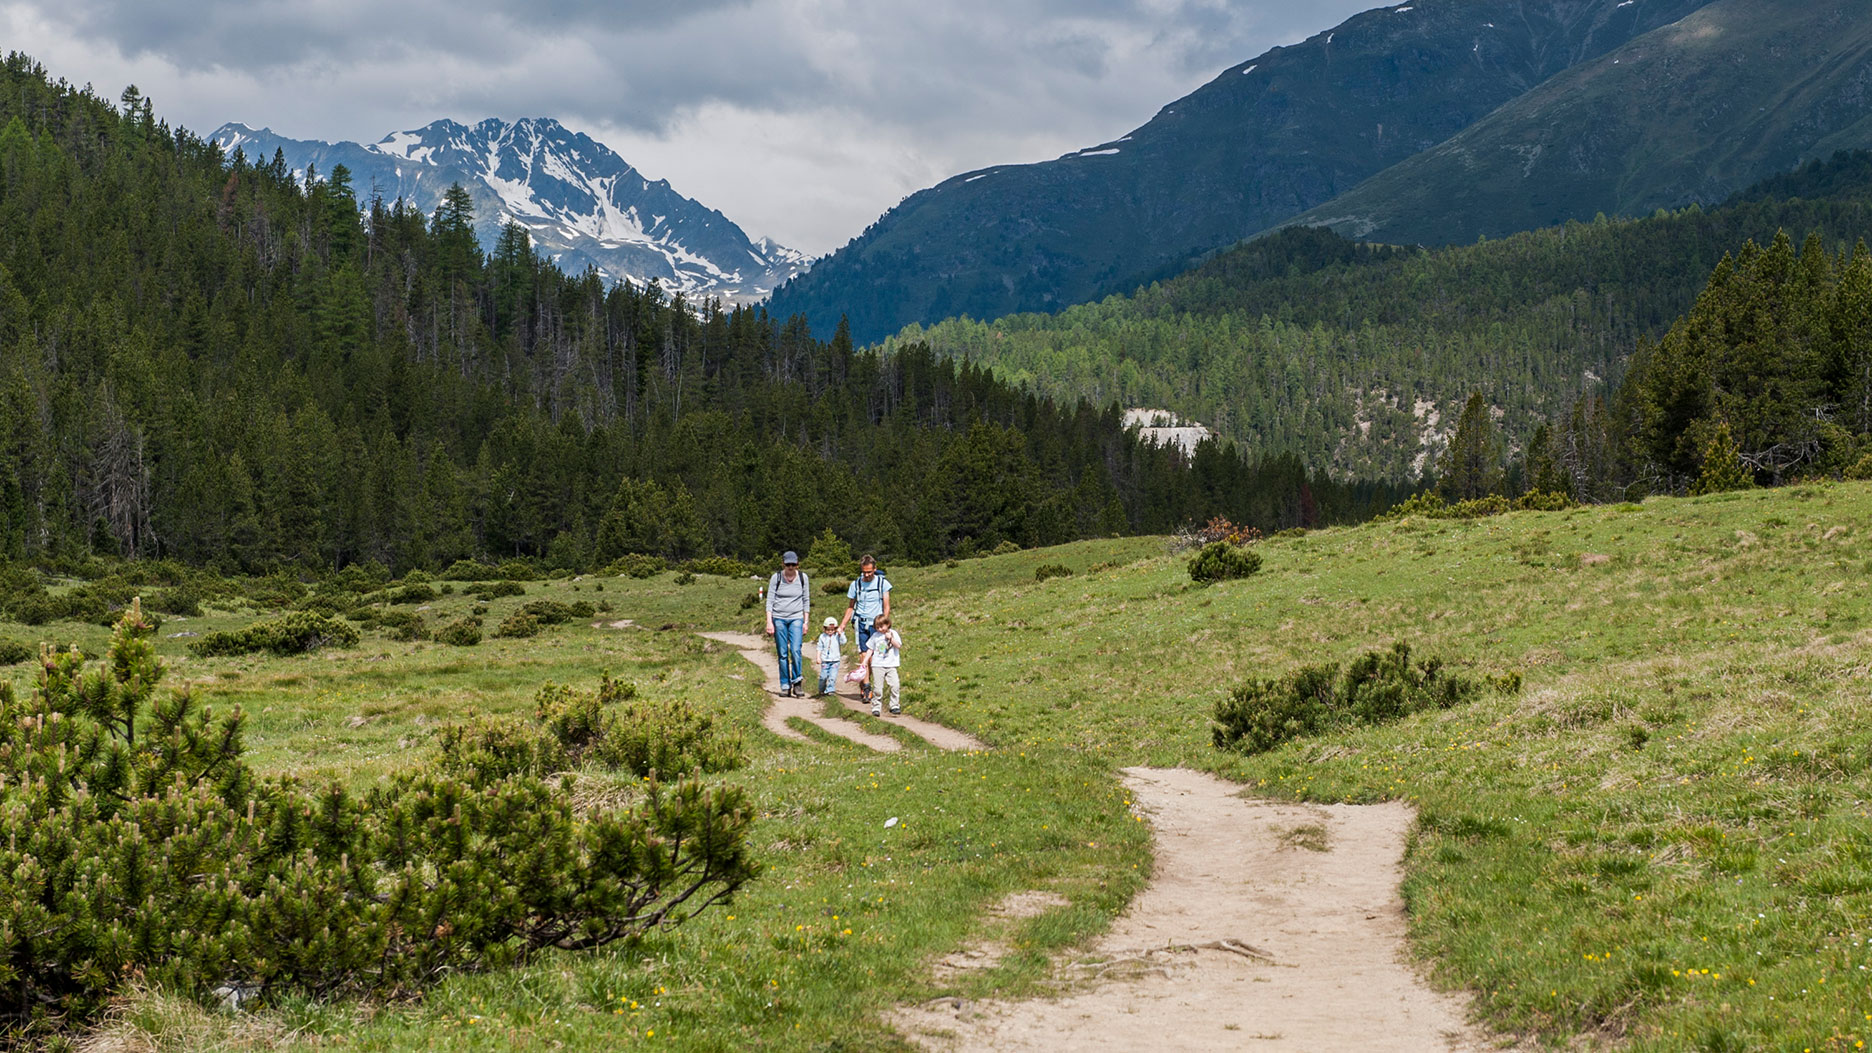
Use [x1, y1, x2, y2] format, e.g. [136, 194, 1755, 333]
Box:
[0, 56, 1408, 575]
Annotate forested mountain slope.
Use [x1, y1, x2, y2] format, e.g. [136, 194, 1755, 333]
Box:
[0, 56, 1400, 572]
[766, 0, 1714, 344]
[889, 154, 1872, 479]
[1286, 0, 1872, 245]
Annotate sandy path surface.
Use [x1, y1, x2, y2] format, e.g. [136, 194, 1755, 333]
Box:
[895, 767, 1489, 1053]
[700, 632, 984, 753]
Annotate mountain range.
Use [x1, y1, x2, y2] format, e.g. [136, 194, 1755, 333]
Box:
[211, 118, 811, 304]
[766, 0, 1720, 344]
[1286, 0, 1872, 244]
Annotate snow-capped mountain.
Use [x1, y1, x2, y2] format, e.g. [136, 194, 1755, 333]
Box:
[212, 118, 811, 304]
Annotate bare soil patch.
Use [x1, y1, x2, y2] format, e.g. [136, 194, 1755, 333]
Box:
[895, 767, 1490, 1052]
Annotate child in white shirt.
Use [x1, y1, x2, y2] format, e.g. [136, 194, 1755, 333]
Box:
[813, 617, 846, 697]
[866, 614, 904, 717]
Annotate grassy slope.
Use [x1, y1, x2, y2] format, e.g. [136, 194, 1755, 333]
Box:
[22, 494, 1872, 1050]
[1288, 0, 1872, 246]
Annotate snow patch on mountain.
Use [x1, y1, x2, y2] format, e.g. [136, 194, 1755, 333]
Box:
[211, 117, 811, 304]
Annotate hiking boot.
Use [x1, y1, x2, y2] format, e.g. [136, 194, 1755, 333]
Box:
[889, 703, 901, 715]
[871, 701, 882, 717]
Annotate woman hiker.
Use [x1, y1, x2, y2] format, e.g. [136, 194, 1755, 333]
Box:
[764, 550, 810, 697]
[836, 554, 891, 707]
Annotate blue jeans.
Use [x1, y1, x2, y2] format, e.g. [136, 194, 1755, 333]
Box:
[818, 661, 840, 695]
[773, 619, 804, 687]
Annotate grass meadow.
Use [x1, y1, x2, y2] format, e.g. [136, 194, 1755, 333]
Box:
[9, 485, 1871, 1051]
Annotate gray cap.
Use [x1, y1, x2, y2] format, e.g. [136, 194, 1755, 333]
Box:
[782, 551, 800, 564]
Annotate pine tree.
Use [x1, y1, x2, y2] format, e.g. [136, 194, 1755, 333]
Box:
[1438, 392, 1505, 501]
[1690, 421, 1755, 495]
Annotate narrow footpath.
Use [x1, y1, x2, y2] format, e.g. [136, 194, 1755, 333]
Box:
[700, 631, 986, 753]
[895, 767, 1489, 1052]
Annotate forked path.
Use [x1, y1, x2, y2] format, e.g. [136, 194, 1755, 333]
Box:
[896, 767, 1489, 1052]
[700, 632, 985, 753]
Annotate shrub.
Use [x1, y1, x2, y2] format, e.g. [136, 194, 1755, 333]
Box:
[518, 599, 596, 625]
[439, 559, 499, 581]
[739, 591, 760, 611]
[0, 605, 756, 1040]
[1846, 452, 1872, 481]
[1188, 542, 1263, 583]
[991, 540, 1022, 556]
[467, 580, 526, 599]
[675, 571, 697, 586]
[188, 612, 360, 657]
[606, 554, 667, 579]
[1034, 563, 1074, 582]
[434, 617, 483, 647]
[441, 676, 743, 785]
[145, 585, 203, 617]
[1212, 643, 1504, 755]
[0, 638, 33, 665]
[497, 612, 542, 638]
[821, 577, 850, 595]
[1212, 664, 1338, 755]
[1380, 490, 1574, 522]
[494, 559, 541, 581]
[1176, 516, 1262, 550]
[686, 556, 757, 578]
[386, 583, 438, 605]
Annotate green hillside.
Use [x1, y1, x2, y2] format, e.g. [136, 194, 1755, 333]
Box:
[1286, 0, 1872, 245]
[891, 156, 1872, 479]
[766, 0, 1713, 344]
[19, 484, 1869, 1050]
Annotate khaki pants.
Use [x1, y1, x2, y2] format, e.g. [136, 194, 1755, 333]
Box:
[874, 666, 901, 711]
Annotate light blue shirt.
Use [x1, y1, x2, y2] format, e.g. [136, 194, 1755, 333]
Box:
[847, 573, 891, 620]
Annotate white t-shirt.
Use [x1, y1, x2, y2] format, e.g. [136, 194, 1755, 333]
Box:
[868, 629, 902, 669]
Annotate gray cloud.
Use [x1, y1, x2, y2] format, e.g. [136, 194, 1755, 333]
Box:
[0, 0, 1374, 252]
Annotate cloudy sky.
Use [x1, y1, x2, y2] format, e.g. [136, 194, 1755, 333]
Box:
[1, 0, 1371, 254]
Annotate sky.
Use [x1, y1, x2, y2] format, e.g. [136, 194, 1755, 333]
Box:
[0, 0, 1372, 255]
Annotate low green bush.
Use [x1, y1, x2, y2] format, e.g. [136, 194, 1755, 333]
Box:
[467, 580, 526, 599]
[439, 675, 743, 785]
[517, 599, 596, 625]
[1212, 642, 1503, 755]
[1188, 542, 1262, 583]
[386, 583, 438, 605]
[439, 559, 499, 581]
[494, 560, 540, 581]
[991, 540, 1022, 556]
[0, 638, 33, 665]
[685, 556, 758, 578]
[187, 612, 361, 657]
[1380, 489, 1574, 522]
[144, 585, 203, 617]
[675, 571, 697, 586]
[1034, 563, 1073, 582]
[606, 554, 667, 579]
[434, 616, 483, 647]
[1, 605, 756, 1040]
[497, 612, 541, 638]
[821, 577, 850, 595]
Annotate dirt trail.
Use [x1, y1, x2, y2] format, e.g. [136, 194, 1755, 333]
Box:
[895, 767, 1488, 1052]
[700, 632, 984, 753]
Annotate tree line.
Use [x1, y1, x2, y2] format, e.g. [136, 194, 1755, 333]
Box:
[893, 155, 1872, 482]
[0, 55, 1411, 575]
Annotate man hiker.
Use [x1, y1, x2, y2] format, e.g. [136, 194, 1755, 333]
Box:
[765, 551, 809, 697]
[837, 554, 891, 706]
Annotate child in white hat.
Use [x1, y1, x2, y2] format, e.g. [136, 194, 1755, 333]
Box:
[813, 616, 846, 697]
